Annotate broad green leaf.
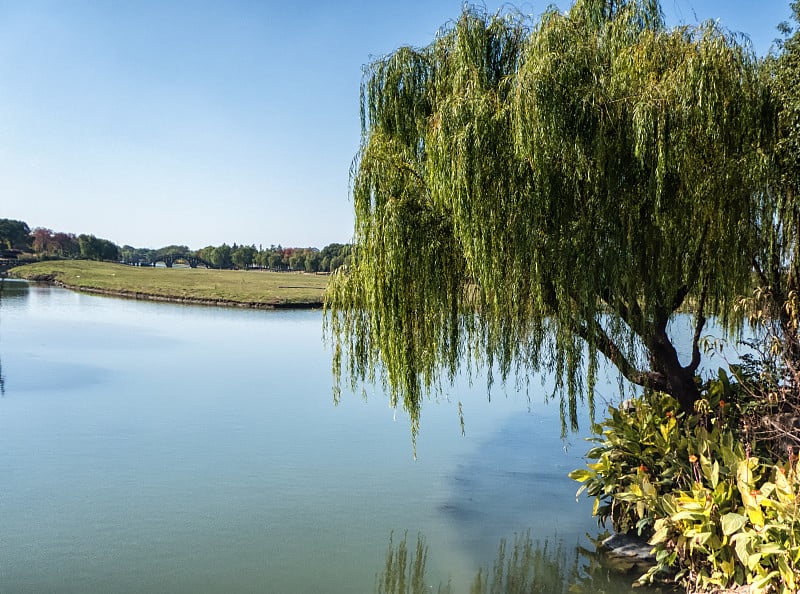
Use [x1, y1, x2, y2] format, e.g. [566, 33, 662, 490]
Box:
[641, 477, 656, 498]
[568, 468, 592, 482]
[747, 506, 765, 527]
[720, 512, 748, 536]
[758, 543, 785, 555]
[733, 534, 751, 565]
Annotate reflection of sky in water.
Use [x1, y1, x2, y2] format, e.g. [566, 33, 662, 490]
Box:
[0, 280, 183, 398]
[4, 359, 110, 393]
[0, 279, 26, 395]
[0, 281, 682, 593]
[442, 411, 595, 564]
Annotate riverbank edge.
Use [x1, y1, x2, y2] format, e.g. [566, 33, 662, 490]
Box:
[9, 273, 323, 310]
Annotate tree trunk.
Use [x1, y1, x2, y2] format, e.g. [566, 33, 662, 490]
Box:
[660, 364, 701, 414]
[647, 324, 701, 414]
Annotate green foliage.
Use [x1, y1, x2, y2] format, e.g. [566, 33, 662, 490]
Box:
[570, 389, 800, 592]
[318, 243, 351, 272]
[119, 244, 156, 265]
[0, 218, 31, 251]
[731, 286, 800, 462]
[206, 243, 232, 269]
[3, 216, 350, 275]
[77, 234, 120, 262]
[769, 1, 800, 206]
[326, 0, 774, 442]
[231, 244, 257, 270]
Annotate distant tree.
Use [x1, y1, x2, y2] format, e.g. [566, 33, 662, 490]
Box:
[332, 245, 351, 271]
[52, 232, 80, 258]
[319, 243, 339, 272]
[757, 2, 800, 346]
[251, 249, 266, 269]
[31, 228, 85, 260]
[304, 250, 321, 273]
[318, 243, 352, 272]
[281, 248, 294, 269]
[31, 227, 55, 256]
[208, 244, 232, 269]
[78, 234, 119, 261]
[330, 255, 345, 272]
[153, 245, 190, 265]
[268, 250, 285, 270]
[288, 251, 304, 271]
[203, 247, 218, 268]
[78, 234, 100, 260]
[196, 246, 215, 267]
[231, 245, 256, 269]
[0, 219, 31, 250]
[100, 239, 120, 261]
[120, 245, 155, 265]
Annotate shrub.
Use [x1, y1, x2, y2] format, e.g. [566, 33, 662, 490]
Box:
[570, 387, 800, 593]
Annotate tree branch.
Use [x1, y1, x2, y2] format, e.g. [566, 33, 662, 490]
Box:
[670, 285, 690, 314]
[753, 257, 769, 287]
[688, 284, 708, 374]
[600, 288, 645, 336]
[576, 317, 651, 388]
[673, 221, 710, 313]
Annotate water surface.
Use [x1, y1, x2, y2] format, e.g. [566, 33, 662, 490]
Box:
[0, 280, 658, 593]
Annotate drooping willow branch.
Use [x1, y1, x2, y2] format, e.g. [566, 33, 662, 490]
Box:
[326, 0, 776, 441]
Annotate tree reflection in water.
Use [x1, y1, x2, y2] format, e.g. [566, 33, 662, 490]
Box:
[0, 276, 27, 396]
[0, 277, 5, 395]
[375, 531, 674, 594]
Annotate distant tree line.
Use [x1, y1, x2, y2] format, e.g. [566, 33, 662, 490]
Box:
[0, 219, 31, 252]
[0, 217, 349, 272]
[119, 242, 352, 272]
[2, 221, 119, 262]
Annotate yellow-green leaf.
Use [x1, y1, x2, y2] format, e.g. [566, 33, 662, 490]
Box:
[720, 512, 747, 536]
[568, 468, 592, 482]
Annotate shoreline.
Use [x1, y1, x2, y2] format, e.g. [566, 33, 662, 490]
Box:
[12, 274, 324, 310]
[58, 282, 324, 309]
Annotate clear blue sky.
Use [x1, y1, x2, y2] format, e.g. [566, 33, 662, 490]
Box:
[0, 1, 793, 250]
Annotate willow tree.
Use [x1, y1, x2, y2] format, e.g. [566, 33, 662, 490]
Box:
[754, 2, 800, 347]
[326, 0, 774, 439]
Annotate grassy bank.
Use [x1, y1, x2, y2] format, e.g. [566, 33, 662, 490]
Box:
[9, 260, 329, 308]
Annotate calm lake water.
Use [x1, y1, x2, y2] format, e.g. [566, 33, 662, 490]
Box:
[0, 279, 668, 593]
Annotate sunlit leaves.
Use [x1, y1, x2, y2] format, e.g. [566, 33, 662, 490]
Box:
[326, 1, 772, 441]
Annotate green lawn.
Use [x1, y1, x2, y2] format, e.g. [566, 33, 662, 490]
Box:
[9, 260, 329, 307]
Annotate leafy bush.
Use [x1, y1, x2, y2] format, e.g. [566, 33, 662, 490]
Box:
[570, 387, 800, 593]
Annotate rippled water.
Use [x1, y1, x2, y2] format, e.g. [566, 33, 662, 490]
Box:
[0, 279, 665, 593]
